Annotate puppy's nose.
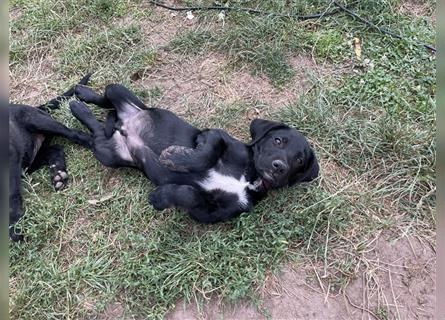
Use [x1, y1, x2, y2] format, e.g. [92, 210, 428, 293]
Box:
[272, 160, 288, 174]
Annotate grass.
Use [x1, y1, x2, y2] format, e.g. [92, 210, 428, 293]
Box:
[58, 25, 157, 84]
[9, 0, 436, 319]
[9, 0, 130, 64]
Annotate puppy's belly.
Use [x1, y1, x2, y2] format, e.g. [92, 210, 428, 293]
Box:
[112, 111, 156, 164]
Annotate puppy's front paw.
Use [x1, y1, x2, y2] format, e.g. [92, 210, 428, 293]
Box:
[148, 189, 170, 210]
[50, 166, 69, 191]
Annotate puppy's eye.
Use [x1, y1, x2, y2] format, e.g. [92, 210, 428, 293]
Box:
[274, 138, 282, 145]
[295, 158, 303, 166]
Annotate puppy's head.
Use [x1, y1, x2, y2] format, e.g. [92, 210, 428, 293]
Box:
[249, 119, 319, 190]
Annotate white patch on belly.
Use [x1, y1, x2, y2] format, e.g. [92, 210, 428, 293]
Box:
[198, 169, 251, 207]
[118, 102, 142, 119]
[114, 110, 152, 163]
[112, 131, 133, 162]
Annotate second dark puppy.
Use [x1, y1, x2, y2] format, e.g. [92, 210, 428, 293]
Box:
[70, 84, 319, 223]
[9, 75, 92, 241]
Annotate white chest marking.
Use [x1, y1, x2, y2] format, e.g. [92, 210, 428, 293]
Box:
[198, 170, 251, 207]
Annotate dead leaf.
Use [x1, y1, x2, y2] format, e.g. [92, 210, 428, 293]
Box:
[87, 194, 114, 205]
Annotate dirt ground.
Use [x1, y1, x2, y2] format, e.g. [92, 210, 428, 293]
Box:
[166, 234, 436, 320]
[139, 47, 348, 113]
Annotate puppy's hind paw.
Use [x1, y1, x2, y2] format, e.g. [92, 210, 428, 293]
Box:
[74, 85, 97, 102]
[51, 168, 69, 191]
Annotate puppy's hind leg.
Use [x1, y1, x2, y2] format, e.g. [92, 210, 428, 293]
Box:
[104, 84, 147, 119]
[69, 101, 105, 135]
[70, 101, 134, 168]
[104, 110, 118, 138]
[26, 107, 92, 149]
[39, 73, 92, 110]
[9, 158, 24, 242]
[74, 85, 109, 108]
[77, 83, 147, 122]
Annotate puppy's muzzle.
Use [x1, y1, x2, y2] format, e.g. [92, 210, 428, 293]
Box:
[271, 159, 288, 176]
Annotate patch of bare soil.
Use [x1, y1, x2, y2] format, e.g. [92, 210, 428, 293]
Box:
[166, 234, 435, 320]
[139, 6, 197, 49]
[343, 234, 436, 320]
[139, 52, 328, 119]
[135, 8, 342, 118]
[398, 0, 436, 23]
[98, 302, 125, 320]
[9, 7, 23, 22]
[131, 5, 338, 121]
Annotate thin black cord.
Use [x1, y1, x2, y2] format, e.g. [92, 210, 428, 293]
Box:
[148, 0, 436, 53]
[333, 1, 436, 52]
[147, 0, 343, 20]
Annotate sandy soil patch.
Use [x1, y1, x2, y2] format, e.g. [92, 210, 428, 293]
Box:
[398, 0, 436, 24]
[166, 234, 435, 319]
[139, 51, 328, 117]
[98, 302, 125, 320]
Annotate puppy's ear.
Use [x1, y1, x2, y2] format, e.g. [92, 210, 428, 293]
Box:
[288, 148, 319, 186]
[248, 119, 288, 146]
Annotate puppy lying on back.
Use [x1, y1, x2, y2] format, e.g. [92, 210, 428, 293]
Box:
[70, 83, 319, 223]
[9, 75, 92, 241]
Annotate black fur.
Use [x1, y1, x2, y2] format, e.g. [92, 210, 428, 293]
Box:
[9, 75, 93, 241]
[71, 83, 319, 223]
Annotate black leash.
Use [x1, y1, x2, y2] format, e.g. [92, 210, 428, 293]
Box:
[333, 1, 436, 53]
[147, 0, 436, 53]
[147, 0, 343, 20]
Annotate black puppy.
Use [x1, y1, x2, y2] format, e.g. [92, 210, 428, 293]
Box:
[9, 75, 93, 241]
[70, 84, 319, 223]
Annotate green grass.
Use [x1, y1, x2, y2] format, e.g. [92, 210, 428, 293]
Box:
[9, 0, 131, 64]
[9, 0, 436, 318]
[57, 25, 157, 84]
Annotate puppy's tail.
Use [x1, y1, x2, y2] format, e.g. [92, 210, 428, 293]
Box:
[38, 73, 92, 111]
